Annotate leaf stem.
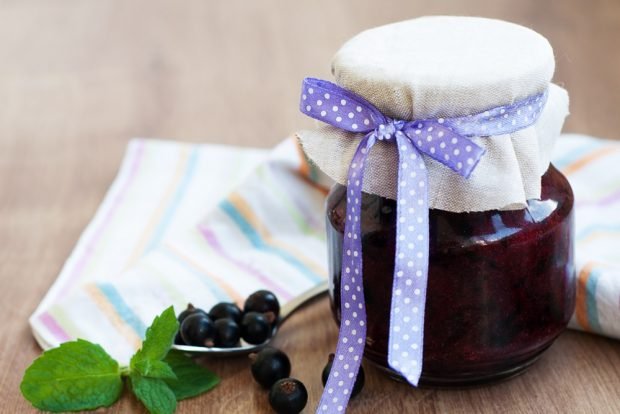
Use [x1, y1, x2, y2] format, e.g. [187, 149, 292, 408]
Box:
[120, 366, 131, 377]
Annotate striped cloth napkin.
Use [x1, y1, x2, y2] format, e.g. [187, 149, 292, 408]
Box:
[30, 134, 620, 364]
[554, 135, 620, 337]
[30, 138, 329, 363]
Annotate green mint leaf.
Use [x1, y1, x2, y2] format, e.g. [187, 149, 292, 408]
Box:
[163, 350, 220, 400]
[20, 339, 122, 412]
[130, 374, 177, 414]
[131, 306, 178, 368]
[134, 359, 177, 380]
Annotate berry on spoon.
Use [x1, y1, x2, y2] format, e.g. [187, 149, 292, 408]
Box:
[241, 311, 274, 345]
[213, 318, 241, 348]
[209, 302, 243, 323]
[180, 313, 214, 347]
[244, 290, 280, 321]
[177, 303, 207, 324]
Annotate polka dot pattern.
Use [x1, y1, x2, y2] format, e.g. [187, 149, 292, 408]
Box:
[444, 89, 549, 138]
[318, 133, 374, 413]
[300, 78, 550, 414]
[301, 78, 386, 133]
[401, 121, 486, 179]
[388, 133, 429, 385]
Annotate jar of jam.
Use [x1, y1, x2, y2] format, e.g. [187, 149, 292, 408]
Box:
[326, 164, 575, 385]
[297, 16, 574, 399]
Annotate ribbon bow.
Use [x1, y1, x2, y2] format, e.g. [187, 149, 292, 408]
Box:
[300, 78, 548, 413]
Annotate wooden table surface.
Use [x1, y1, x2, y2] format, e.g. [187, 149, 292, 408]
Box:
[2, 1, 619, 413]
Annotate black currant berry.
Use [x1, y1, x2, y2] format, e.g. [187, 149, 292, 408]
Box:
[240, 311, 273, 344]
[322, 353, 365, 398]
[208, 302, 242, 323]
[177, 303, 207, 325]
[269, 378, 308, 414]
[180, 313, 214, 346]
[174, 330, 185, 345]
[250, 347, 291, 388]
[244, 290, 280, 320]
[213, 318, 240, 347]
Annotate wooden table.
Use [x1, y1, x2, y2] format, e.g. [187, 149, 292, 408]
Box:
[2, 1, 619, 412]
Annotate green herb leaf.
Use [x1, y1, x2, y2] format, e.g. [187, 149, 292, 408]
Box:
[134, 359, 177, 380]
[20, 339, 122, 412]
[21, 306, 217, 414]
[163, 350, 220, 400]
[131, 306, 178, 368]
[130, 374, 177, 414]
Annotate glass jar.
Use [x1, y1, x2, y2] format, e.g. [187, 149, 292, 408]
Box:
[326, 165, 575, 386]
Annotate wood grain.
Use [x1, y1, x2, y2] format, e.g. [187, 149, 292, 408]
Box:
[1, 1, 619, 413]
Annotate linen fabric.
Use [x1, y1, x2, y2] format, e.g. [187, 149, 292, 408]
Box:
[298, 16, 569, 211]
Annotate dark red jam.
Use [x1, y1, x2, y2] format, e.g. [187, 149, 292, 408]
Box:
[326, 165, 575, 386]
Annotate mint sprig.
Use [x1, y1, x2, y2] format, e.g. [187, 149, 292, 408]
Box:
[21, 306, 220, 413]
[20, 339, 123, 412]
[134, 359, 178, 380]
[131, 306, 179, 365]
[164, 350, 221, 400]
[130, 375, 177, 414]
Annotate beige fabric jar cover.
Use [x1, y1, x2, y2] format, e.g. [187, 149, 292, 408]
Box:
[297, 16, 569, 212]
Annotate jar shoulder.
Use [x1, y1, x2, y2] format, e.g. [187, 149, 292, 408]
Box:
[326, 165, 574, 249]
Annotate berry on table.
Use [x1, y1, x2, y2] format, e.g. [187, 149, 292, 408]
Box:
[241, 311, 274, 345]
[250, 347, 291, 388]
[180, 313, 214, 346]
[209, 302, 243, 323]
[322, 353, 365, 398]
[269, 378, 308, 414]
[244, 290, 280, 320]
[213, 318, 241, 348]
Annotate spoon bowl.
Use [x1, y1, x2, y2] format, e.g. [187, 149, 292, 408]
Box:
[172, 281, 329, 357]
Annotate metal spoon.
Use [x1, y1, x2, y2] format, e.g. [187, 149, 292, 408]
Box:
[172, 281, 329, 357]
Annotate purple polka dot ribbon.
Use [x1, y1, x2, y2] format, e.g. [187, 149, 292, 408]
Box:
[300, 78, 548, 414]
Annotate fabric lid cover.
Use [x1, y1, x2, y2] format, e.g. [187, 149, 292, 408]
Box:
[297, 16, 569, 211]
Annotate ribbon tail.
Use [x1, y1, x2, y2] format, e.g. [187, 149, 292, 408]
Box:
[317, 133, 376, 414]
[387, 132, 430, 385]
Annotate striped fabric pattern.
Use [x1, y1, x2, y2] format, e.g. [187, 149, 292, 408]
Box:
[553, 134, 620, 338]
[30, 137, 331, 363]
[30, 134, 620, 364]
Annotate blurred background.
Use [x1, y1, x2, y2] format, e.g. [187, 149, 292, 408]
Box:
[2, 0, 618, 151]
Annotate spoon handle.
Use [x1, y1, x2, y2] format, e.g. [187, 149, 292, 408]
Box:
[279, 280, 329, 323]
